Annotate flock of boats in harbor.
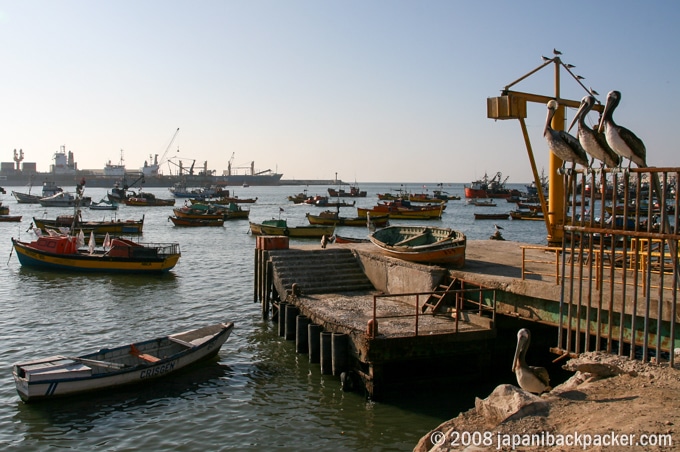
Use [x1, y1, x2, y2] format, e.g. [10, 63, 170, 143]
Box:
[2, 161, 677, 401]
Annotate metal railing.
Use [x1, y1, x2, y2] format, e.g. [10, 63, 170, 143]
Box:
[369, 286, 496, 338]
[549, 168, 679, 366]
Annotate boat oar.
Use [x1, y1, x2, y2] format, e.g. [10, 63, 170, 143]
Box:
[59, 355, 128, 370]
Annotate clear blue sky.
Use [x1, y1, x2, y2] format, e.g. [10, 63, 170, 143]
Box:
[1, 1, 678, 183]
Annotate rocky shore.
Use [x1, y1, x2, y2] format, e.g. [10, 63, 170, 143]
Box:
[415, 352, 679, 451]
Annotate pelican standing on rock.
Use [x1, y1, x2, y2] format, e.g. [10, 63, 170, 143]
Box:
[568, 95, 621, 168]
[512, 328, 551, 394]
[544, 100, 589, 170]
[598, 90, 646, 168]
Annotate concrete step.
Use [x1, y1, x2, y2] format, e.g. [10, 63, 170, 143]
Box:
[267, 248, 374, 294]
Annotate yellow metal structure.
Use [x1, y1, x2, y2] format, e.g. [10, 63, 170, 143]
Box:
[487, 55, 603, 245]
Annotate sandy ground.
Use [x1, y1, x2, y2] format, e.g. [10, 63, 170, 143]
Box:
[415, 352, 680, 452]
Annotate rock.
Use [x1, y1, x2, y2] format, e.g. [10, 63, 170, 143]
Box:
[474, 384, 549, 424]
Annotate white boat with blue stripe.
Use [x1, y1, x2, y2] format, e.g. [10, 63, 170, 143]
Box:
[12, 322, 234, 402]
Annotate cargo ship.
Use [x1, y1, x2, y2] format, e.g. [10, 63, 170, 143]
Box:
[0, 148, 283, 187]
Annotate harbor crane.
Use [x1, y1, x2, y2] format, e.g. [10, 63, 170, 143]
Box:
[146, 128, 180, 175]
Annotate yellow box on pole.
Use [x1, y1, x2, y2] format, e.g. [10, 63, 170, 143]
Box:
[486, 95, 527, 120]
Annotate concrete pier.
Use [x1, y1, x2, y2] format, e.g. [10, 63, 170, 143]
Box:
[255, 242, 499, 399]
[255, 236, 680, 398]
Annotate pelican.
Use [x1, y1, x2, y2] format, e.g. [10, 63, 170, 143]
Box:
[598, 90, 646, 168]
[512, 328, 550, 394]
[567, 95, 621, 168]
[544, 100, 589, 169]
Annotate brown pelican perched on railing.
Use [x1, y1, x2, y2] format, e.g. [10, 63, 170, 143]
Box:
[598, 90, 646, 168]
[512, 328, 551, 394]
[544, 100, 589, 170]
[568, 95, 621, 168]
[599, 90, 680, 281]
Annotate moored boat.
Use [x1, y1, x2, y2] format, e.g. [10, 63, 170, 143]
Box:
[216, 202, 250, 220]
[474, 213, 510, 220]
[12, 235, 180, 273]
[369, 225, 466, 266]
[358, 200, 444, 220]
[210, 195, 257, 204]
[39, 191, 92, 207]
[173, 206, 224, 220]
[333, 235, 370, 244]
[432, 189, 460, 201]
[33, 215, 144, 235]
[408, 193, 448, 204]
[169, 183, 230, 199]
[509, 210, 544, 221]
[303, 195, 355, 208]
[306, 211, 389, 227]
[169, 216, 225, 227]
[89, 198, 119, 210]
[12, 322, 234, 402]
[12, 181, 63, 204]
[471, 200, 497, 207]
[464, 172, 521, 199]
[124, 192, 175, 206]
[249, 218, 334, 238]
[288, 191, 312, 204]
[0, 215, 22, 222]
[327, 183, 367, 198]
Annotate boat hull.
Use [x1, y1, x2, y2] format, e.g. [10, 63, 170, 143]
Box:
[369, 226, 466, 266]
[306, 212, 389, 227]
[33, 216, 144, 235]
[357, 207, 442, 220]
[13, 322, 233, 402]
[12, 192, 43, 204]
[473, 213, 509, 220]
[124, 197, 175, 206]
[169, 216, 225, 227]
[12, 238, 180, 273]
[0, 215, 22, 222]
[249, 222, 334, 237]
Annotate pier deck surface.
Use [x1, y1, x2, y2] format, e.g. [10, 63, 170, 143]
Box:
[293, 291, 487, 338]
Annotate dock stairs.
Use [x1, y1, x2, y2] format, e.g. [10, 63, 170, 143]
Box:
[421, 275, 458, 314]
[267, 248, 375, 296]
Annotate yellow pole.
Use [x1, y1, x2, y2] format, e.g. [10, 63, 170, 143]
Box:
[518, 117, 551, 235]
[547, 58, 565, 245]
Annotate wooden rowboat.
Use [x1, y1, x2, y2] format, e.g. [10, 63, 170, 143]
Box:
[333, 235, 370, 244]
[306, 211, 389, 227]
[168, 216, 225, 227]
[249, 218, 334, 238]
[509, 210, 544, 221]
[358, 200, 444, 220]
[474, 213, 510, 220]
[12, 322, 234, 402]
[369, 225, 466, 267]
[0, 215, 22, 222]
[173, 207, 224, 220]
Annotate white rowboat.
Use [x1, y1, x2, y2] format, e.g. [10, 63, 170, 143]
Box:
[13, 322, 234, 402]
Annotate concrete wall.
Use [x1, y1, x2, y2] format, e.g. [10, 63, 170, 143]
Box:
[353, 249, 446, 294]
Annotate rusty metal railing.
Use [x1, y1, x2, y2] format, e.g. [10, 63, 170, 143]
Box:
[552, 168, 679, 366]
[369, 285, 496, 338]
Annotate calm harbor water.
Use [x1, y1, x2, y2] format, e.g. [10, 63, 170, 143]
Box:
[0, 182, 546, 450]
